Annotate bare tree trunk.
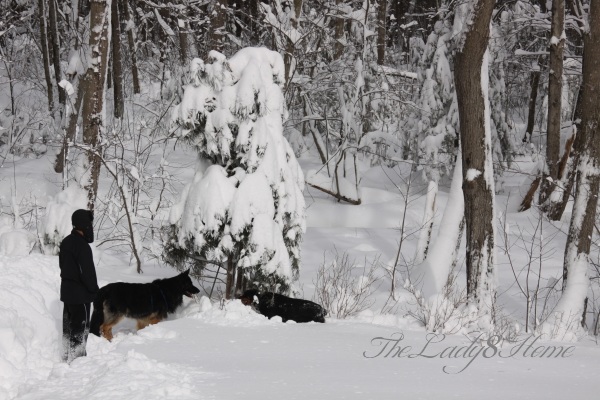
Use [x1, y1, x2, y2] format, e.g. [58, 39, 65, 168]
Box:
[414, 181, 437, 264]
[283, 0, 303, 84]
[303, 95, 328, 164]
[454, 0, 496, 311]
[523, 57, 542, 143]
[539, 0, 565, 206]
[54, 77, 87, 173]
[178, 18, 191, 65]
[48, 0, 65, 107]
[535, 0, 548, 13]
[82, 0, 112, 210]
[376, 0, 387, 65]
[248, 0, 259, 45]
[112, 0, 124, 118]
[226, 258, 235, 299]
[122, 0, 140, 94]
[546, 85, 583, 220]
[542, 0, 600, 337]
[235, 266, 245, 295]
[545, 0, 585, 220]
[38, 0, 55, 113]
[333, 0, 345, 59]
[210, 0, 228, 53]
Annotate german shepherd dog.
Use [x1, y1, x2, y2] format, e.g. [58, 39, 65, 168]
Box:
[239, 289, 327, 323]
[90, 270, 200, 340]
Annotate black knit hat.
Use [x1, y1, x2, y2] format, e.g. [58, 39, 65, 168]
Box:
[71, 209, 93, 229]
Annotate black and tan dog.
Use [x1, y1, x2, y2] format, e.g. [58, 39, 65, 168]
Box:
[90, 270, 200, 340]
[240, 289, 327, 323]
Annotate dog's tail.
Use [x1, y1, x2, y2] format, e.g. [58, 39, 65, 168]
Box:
[89, 291, 105, 337]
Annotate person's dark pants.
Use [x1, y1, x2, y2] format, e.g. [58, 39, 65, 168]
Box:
[62, 303, 91, 363]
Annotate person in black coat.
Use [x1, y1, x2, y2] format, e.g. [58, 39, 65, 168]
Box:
[59, 209, 99, 363]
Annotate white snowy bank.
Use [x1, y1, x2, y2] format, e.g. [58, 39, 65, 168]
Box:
[2, 254, 600, 400]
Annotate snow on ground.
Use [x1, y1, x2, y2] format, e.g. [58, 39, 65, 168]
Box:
[0, 153, 599, 399]
[2, 251, 600, 399]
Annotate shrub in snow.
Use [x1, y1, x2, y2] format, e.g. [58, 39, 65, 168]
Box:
[165, 48, 306, 295]
[312, 251, 378, 319]
[41, 186, 88, 255]
[0, 228, 36, 256]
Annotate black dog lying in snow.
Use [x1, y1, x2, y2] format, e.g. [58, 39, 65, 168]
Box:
[239, 289, 326, 323]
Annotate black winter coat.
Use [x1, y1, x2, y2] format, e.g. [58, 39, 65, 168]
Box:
[59, 230, 99, 304]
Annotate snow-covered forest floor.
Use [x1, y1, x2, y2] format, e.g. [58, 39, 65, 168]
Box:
[3, 0, 600, 397]
[1, 147, 600, 399]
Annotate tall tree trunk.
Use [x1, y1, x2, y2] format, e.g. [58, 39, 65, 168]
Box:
[414, 181, 437, 264]
[122, 0, 140, 94]
[48, 0, 65, 107]
[81, 0, 112, 210]
[248, 0, 259, 45]
[454, 0, 496, 312]
[376, 0, 387, 65]
[284, 0, 303, 83]
[523, 57, 543, 143]
[546, 81, 584, 220]
[210, 0, 228, 53]
[539, 0, 565, 207]
[54, 77, 87, 173]
[226, 258, 235, 299]
[38, 0, 55, 113]
[541, 0, 600, 338]
[333, 0, 345, 59]
[178, 18, 191, 65]
[112, 0, 124, 118]
[545, 0, 585, 220]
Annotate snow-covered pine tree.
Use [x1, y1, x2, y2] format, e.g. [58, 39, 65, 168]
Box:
[413, 12, 459, 181]
[488, 9, 516, 175]
[165, 48, 306, 297]
[412, 2, 516, 182]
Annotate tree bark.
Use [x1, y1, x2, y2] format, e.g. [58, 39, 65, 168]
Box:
[178, 18, 191, 65]
[414, 181, 437, 264]
[561, 0, 600, 310]
[539, 0, 565, 206]
[54, 77, 87, 173]
[545, 85, 583, 220]
[333, 0, 345, 59]
[545, 0, 585, 220]
[523, 57, 543, 143]
[542, 0, 600, 337]
[210, 0, 228, 53]
[111, 0, 124, 118]
[48, 0, 65, 107]
[121, 0, 140, 94]
[81, 0, 112, 210]
[226, 258, 235, 299]
[376, 0, 387, 65]
[454, 0, 496, 310]
[249, 0, 259, 45]
[38, 0, 55, 113]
